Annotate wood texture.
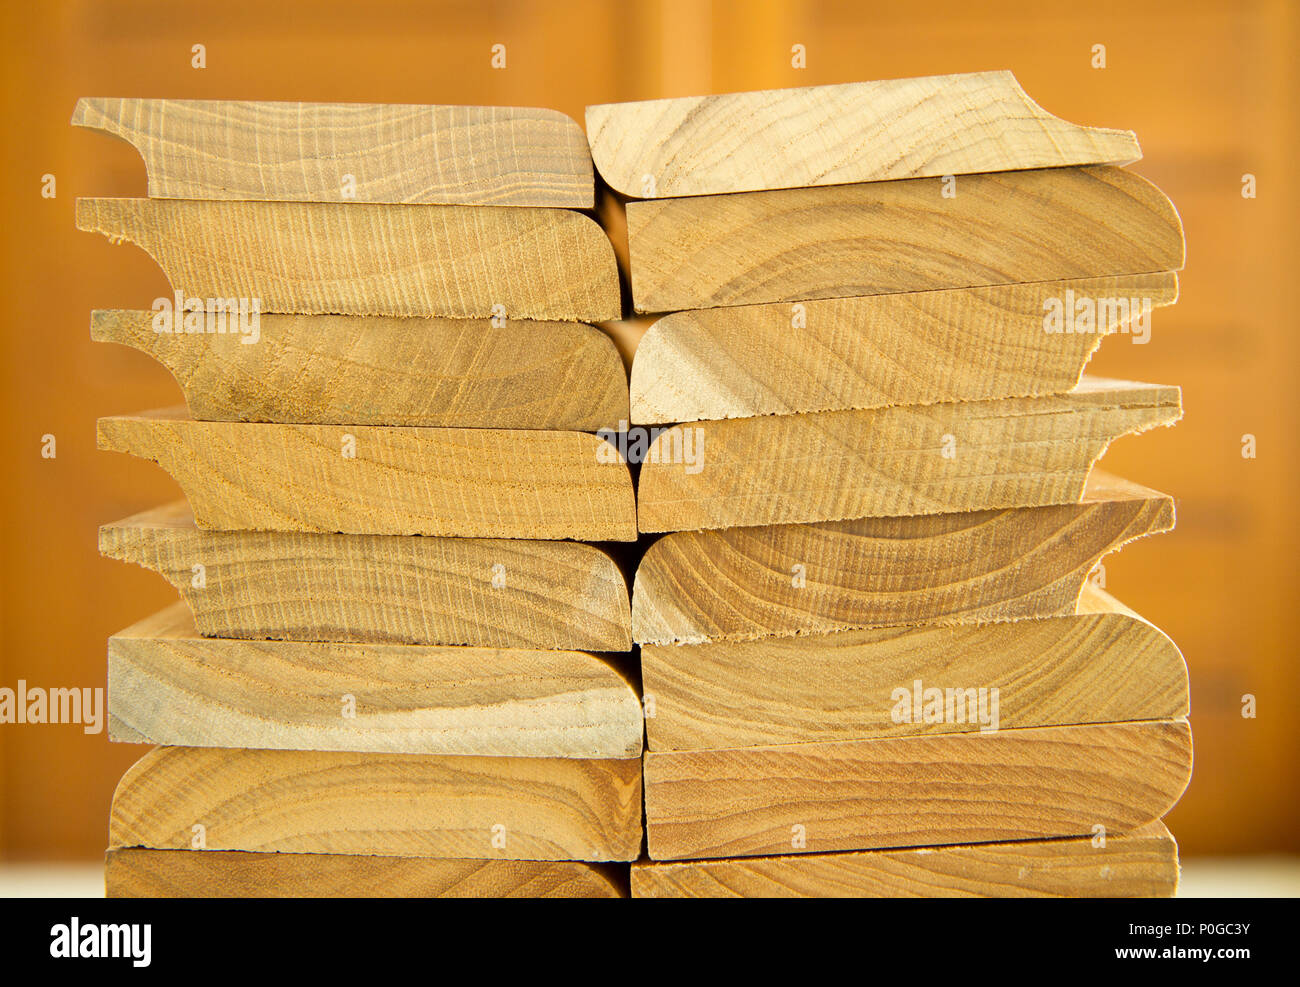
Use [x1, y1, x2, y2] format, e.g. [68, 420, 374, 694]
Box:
[643, 585, 1186, 751]
[75, 198, 621, 321]
[106, 849, 624, 898]
[73, 97, 595, 207]
[110, 746, 643, 861]
[109, 603, 642, 758]
[625, 166, 1183, 312]
[631, 821, 1178, 898]
[630, 274, 1179, 424]
[633, 472, 1173, 645]
[98, 407, 636, 541]
[100, 502, 632, 651]
[92, 309, 629, 430]
[638, 378, 1180, 532]
[644, 719, 1192, 860]
[587, 71, 1140, 198]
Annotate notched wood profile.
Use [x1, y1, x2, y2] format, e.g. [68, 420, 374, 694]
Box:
[630, 274, 1179, 424]
[100, 502, 633, 651]
[107, 849, 624, 898]
[642, 719, 1192, 860]
[637, 378, 1181, 532]
[97, 408, 637, 541]
[631, 821, 1178, 898]
[109, 746, 644, 862]
[75, 197, 621, 321]
[632, 472, 1174, 645]
[109, 603, 643, 758]
[92, 309, 629, 431]
[73, 97, 595, 207]
[587, 71, 1140, 198]
[625, 166, 1184, 312]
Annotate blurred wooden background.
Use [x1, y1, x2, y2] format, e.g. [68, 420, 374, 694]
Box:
[1, 0, 1296, 859]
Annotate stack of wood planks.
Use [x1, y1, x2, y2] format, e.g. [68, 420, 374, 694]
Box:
[77, 98, 643, 897]
[586, 71, 1193, 897]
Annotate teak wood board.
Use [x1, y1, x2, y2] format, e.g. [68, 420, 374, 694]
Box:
[92, 309, 629, 431]
[74, 97, 595, 207]
[100, 502, 633, 651]
[625, 166, 1183, 312]
[643, 719, 1192, 860]
[587, 71, 1140, 198]
[98, 407, 637, 541]
[109, 603, 643, 759]
[632, 471, 1173, 645]
[110, 746, 644, 862]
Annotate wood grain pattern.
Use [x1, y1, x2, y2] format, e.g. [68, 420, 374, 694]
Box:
[110, 746, 643, 861]
[643, 585, 1186, 751]
[630, 274, 1179, 424]
[631, 821, 1178, 898]
[92, 309, 629, 431]
[100, 502, 632, 651]
[106, 849, 624, 898]
[638, 378, 1180, 532]
[587, 71, 1140, 198]
[644, 719, 1192, 860]
[98, 407, 637, 541]
[109, 603, 642, 758]
[625, 166, 1183, 312]
[75, 198, 621, 321]
[633, 472, 1173, 645]
[73, 97, 594, 207]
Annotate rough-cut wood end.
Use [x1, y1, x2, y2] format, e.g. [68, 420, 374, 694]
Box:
[73, 97, 595, 207]
[106, 849, 625, 898]
[110, 746, 644, 862]
[631, 821, 1178, 897]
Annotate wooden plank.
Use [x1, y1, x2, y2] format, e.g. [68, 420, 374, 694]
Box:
[632, 471, 1172, 645]
[110, 746, 643, 862]
[630, 274, 1179, 424]
[92, 309, 629, 431]
[631, 821, 1177, 898]
[643, 585, 1186, 751]
[587, 71, 1140, 198]
[75, 198, 621, 321]
[107, 849, 624, 898]
[637, 378, 1180, 532]
[100, 502, 632, 651]
[73, 98, 595, 207]
[643, 719, 1192, 860]
[625, 166, 1183, 313]
[109, 603, 642, 758]
[98, 408, 637, 541]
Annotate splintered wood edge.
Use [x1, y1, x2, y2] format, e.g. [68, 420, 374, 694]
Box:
[73, 97, 596, 208]
[108, 602, 645, 758]
[586, 70, 1141, 197]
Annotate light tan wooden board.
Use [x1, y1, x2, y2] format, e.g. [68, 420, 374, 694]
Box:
[643, 585, 1186, 751]
[110, 746, 643, 862]
[73, 98, 595, 207]
[76, 198, 621, 321]
[644, 719, 1191, 860]
[631, 821, 1177, 897]
[109, 603, 642, 758]
[638, 378, 1180, 533]
[587, 71, 1140, 199]
[630, 274, 1178, 424]
[625, 166, 1183, 313]
[92, 309, 629, 431]
[106, 848, 624, 898]
[98, 407, 637, 541]
[633, 472, 1172, 645]
[100, 502, 632, 651]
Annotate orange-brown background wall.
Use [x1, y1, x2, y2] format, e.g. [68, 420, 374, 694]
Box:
[1, 0, 1296, 859]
